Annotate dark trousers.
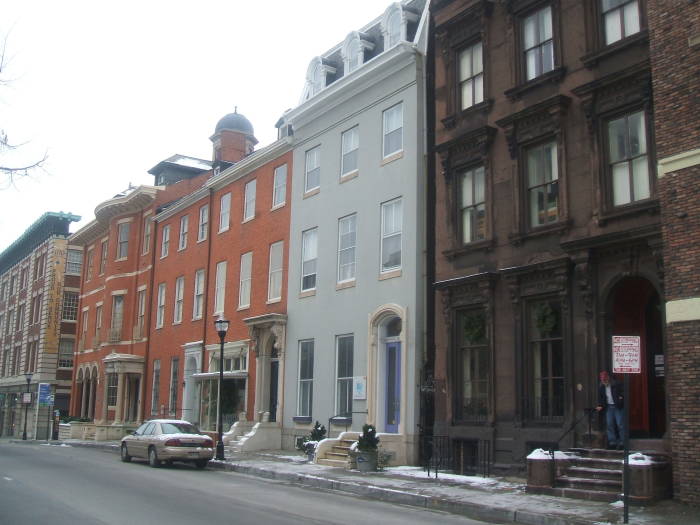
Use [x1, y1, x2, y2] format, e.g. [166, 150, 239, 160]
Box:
[606, 404, 624, 446]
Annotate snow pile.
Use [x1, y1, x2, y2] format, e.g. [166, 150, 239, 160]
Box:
[628, 453, 653, 465]
[384, 466, 521, 489]
[526, 448, 579, 460]
[610, 500, 624, 508]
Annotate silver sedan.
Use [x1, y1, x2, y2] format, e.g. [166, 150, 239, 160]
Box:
[120, 419, 215, 469]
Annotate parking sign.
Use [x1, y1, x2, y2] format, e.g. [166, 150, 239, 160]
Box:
[612, 335, 641, 374]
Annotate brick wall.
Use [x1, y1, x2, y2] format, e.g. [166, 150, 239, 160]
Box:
[648, 0, 700, 506]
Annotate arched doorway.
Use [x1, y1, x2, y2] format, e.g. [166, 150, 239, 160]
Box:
[606, 277, 666, 438]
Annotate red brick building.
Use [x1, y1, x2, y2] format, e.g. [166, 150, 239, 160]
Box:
[648, 0, 700, 505]
[68, 112, 292, 445]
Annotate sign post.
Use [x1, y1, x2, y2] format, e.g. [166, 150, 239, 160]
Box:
[612, 335, 641, 524]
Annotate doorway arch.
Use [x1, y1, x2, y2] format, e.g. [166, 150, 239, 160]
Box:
[604, 276, 666, 438]
[368, 304, 407, 434]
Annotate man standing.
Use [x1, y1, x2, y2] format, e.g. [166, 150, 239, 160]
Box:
[596, 371, 625, 450]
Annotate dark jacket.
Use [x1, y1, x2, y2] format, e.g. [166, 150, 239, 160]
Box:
[598, 380, 624, 410]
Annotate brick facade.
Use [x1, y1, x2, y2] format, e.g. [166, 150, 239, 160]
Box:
[648, 0, 700, 505]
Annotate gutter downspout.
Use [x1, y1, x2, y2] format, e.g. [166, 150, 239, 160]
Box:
[142, 209, 158, 422]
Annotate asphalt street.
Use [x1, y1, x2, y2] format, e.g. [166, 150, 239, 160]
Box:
[0, 442, 502, 525]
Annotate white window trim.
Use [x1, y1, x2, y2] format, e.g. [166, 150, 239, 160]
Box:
[382, 102, 404, 159]
[243, 180, 256, 222]
[160, 225, 170, 259]
[380, 197, 403, 274]
[337, 214, 357, 284]
[304, 146, 321, 194]
[198, 204, 209, 242]
[214, 261, 227, 315]
[271, 164, 287, 210]
[301, 228, 318, 293]
[178, 215, 189, 251]
[267, 241, 284, 303]
[238, 252, 252, 310]
[219, 193, 231, 233]
[156, 283, 166, 329]
[173, 276, 184, 324]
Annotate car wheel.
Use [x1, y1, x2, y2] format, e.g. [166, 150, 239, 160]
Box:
[148, 447, 161, 468]
[120, 444, 131, 463]
[194, 459, 208, 469]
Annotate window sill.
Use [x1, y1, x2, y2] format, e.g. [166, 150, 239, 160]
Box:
[242, 216, 254, 224]
[379, 269, 402, 281]
[270, 202, 286, 212]
[441, 99, 494, 130]
[443, 238, 494, 260]
[197, 237, 207, 244]
[340, 170, 359, 184]
[172, 321, 182, 326]
[218, 226, 230, 234]
[114, 257, 127, 263]
[504, 67, 567, 101]
[160, 255, 168, 259]
[336, 280, 356, 291]
[597, 198, 659, 227]
[177, 246, 187, 252]
[293, 416, 313, 425]
[299, 289, 316, 299]
[191, 316, 203, 322]
[381, 151, 404, 166]
[509, 219, 572, 246]
[237, 305, 250, 311]
[266, 297, 282, 305]
[303, 188, 320, 199]
[330, 416, 352, 425]
[580, 30, 649, 69]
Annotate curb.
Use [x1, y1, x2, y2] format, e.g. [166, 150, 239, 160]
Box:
[207, 461, 600, 525]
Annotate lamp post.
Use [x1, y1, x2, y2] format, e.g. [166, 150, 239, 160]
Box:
[22, 372, 34, 440]
[214, 317, 229, 461]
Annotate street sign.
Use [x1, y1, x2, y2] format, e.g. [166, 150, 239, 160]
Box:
[38, 383, 52, 406]
[21, 392, 32, 404]
[612, 335, 641, 374]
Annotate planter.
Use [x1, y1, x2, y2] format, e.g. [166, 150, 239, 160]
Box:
[356, 451, 377, 472]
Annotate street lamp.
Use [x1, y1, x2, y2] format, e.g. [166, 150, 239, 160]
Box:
[214, 317, 229, 461]
[22, 372, 33, 440]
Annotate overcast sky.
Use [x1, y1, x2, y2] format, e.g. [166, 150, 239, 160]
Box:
[0, 0, 389, 251]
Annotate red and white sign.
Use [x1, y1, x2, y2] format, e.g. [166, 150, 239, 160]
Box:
[612, 335, 641, 374]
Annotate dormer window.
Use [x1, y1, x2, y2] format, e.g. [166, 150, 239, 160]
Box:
[342, 32, 375, 74]
[302, 57, 337, 102]
[381, 3, 418, 49]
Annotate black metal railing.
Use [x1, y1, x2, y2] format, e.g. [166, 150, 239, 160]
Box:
[548, 407, 597, 488]
[420, 435, 491, 479]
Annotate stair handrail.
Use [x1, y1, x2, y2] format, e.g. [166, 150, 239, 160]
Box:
[549, 407, 597, 488]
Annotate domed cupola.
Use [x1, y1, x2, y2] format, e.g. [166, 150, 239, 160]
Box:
[210, 107, 258, 165]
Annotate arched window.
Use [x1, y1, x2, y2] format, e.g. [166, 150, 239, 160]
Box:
[382, 3, 404, 48]
[342, 32, 375, 74]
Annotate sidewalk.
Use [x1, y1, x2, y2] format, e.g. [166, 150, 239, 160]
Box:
[13, 439, 700, 525]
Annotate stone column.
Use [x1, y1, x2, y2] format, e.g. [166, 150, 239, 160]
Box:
[114, 372, 125, 424]
[101, 374, 109, 423]
[88, 379, 95, 420]
[80, 381, 88, 419]
[136, 373, 143, 423]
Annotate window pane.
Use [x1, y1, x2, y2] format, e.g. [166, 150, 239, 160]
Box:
[459, 48, 472, 80]
[382, 234, 402, 270]
[461, 171, 474, 206]
[540, 6, 552, 41]
[608, 117, 627, 163]
[624, 2, 640, 36]
[461, 79, 474, 110]
[474, 74, 484, 105]
[541, 40, 554, 74]
[605, 9, 622, 44]
[526, 49, 538, 81]
[612, 162, 632, 205]
[628, 111, 646, 156]
[527, 147, 544, 187]
[474, 167, 485, 203]
[473, 42, 483, 74]
[632, 156, 650, 200]
[273, 165, 287, 207]
[523, 13, 537, 49]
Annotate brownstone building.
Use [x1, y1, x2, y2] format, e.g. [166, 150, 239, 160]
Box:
[431, 0, 667, 479]
[647, 0, 700, 506]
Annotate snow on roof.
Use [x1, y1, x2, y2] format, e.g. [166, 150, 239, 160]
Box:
[168, 155, 212, 171]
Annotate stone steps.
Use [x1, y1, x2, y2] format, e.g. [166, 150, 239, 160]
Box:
[316, 458, 347, 468]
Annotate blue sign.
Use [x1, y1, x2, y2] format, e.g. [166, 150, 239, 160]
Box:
[38, 383, 52, 406]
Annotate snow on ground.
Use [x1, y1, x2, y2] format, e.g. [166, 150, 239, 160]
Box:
[383, 466, 521, 489]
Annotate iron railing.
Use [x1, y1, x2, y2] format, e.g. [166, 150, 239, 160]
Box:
[419, 435, 491, 479]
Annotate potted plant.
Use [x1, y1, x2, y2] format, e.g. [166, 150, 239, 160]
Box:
[355, 424, 380, 472]
[297, 421, 326, 462]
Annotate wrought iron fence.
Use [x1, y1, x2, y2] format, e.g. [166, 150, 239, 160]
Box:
[420, 435, 491, 479]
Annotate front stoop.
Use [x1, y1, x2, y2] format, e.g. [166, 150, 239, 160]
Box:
[527, 447, 672, 503]
[316, 439, 355, 468]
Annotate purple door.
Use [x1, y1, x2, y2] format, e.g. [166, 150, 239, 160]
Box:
[386, 342, 401, 433]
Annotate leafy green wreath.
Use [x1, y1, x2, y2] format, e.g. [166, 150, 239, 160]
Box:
[534, 302, 557, 336]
